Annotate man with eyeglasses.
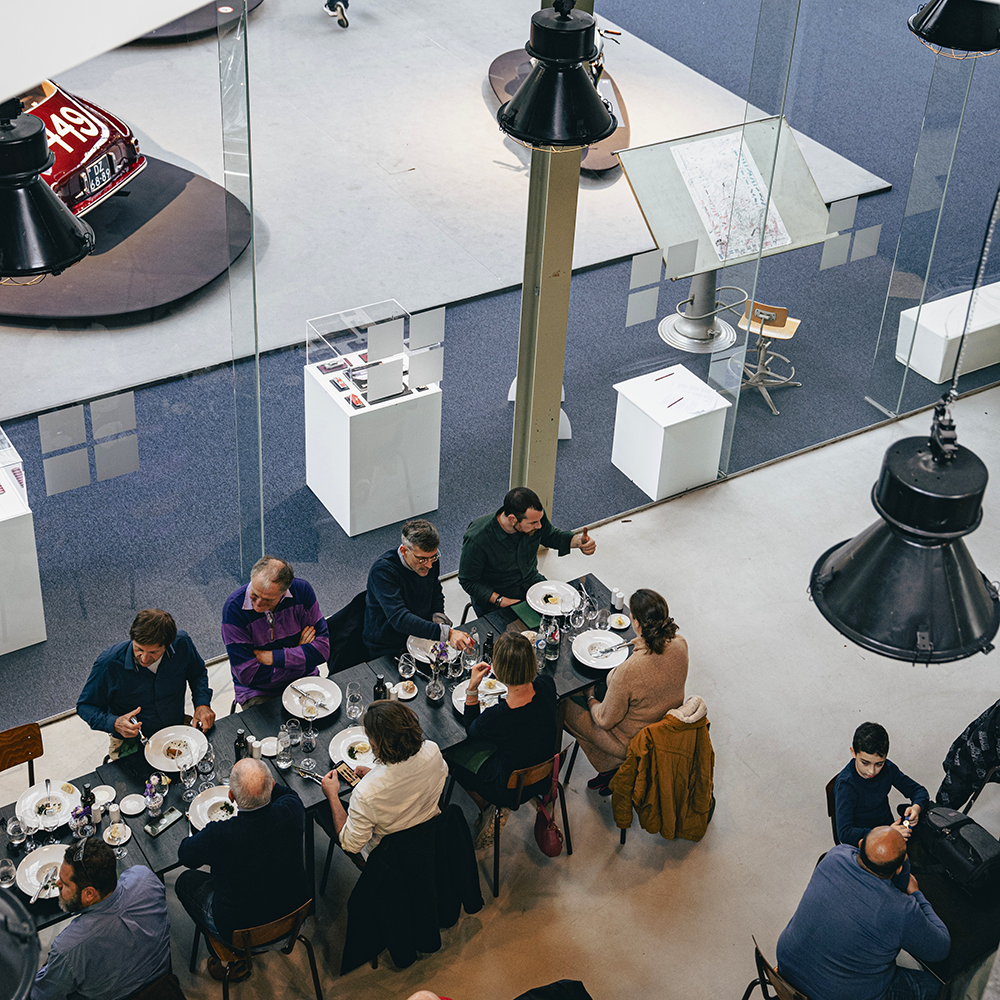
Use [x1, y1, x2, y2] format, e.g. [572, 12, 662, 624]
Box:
[363, 519, 472, 660]
[31, 838, 169, 1000]
[222, 555, 330, 707]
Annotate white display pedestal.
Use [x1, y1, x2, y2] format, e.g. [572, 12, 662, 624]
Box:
[304, 362, 442, 536]
[896, 282, 1000, 384]
[611, 363, 731, 501]
[0, 433, 46, 654]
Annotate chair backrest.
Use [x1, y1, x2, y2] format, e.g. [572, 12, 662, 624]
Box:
[742, 300, 789, 331]
[753, 938, 810, 1000]
[232, 898, 311, 956]
[326, 591, 369, 673]
[825, 776, 840, 845]
[506, 756, 556, 807]
[0, 723, 43, 786]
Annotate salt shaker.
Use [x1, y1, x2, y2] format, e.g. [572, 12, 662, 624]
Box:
[92, 803, 104, 824]
[251, 739, 263, 759]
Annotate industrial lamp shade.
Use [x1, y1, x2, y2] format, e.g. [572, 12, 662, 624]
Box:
[0, 106, 95, 278]
[908, 0, 1000, 54]
[810, 435, 1000, 662]
[497, 4, 617, 148]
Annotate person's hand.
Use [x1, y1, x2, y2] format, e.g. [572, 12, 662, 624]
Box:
[354, 765, 371, 778]
[299, 625, 316, 646]
[573, 527, 597, 555]
[449, 629, 472, 651]
[320, 770, 339, 797]
[906, 873, 919, 895]
[891, 817, 912, 840]
[468, 661, 490, 690]
[114, 707, 142, 738]
[254, 649, 274, 665]
[904, 803, 921, 828]
[191, 705, 216, 731]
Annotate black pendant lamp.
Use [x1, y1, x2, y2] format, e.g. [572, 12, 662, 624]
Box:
[0, 97, 95, 280]
[497, 0, 616, 148]
[908, 0, 1000, 56]
[810, 402, 999, 662]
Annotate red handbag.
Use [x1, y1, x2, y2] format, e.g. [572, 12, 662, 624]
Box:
[533, 755, 564, 858]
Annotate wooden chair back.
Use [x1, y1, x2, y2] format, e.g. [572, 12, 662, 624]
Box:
[506, 757, 556, 804]
[0, 723, 43, 787]
[752, 937, 810, 1000]
[209, 899, 311, 964]
[825, 776, 840, 845]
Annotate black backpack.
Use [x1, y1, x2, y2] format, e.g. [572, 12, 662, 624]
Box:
[913, 804, 1000, 894]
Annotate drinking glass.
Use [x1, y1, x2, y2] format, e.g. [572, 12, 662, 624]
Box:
[569, 605, 586, 634]
[180, 758, 199, 803]
[425, 666, 445, 702]
[275, 732, 292, 770]
[6, 817, 25, 848]
[215, 758, 233, 786]
[0, 858, 15, 888]
[345, 682, 363, 722]
[23, 819, 38, 852]
[106, 823, 128, 859]
[197, 743, 216, 781]
[461, 638, 479, 676]
[301, 725, 317, 755]
[198, 780, 215, 794]
[396, 653, 416, 681]
[301, 697, 319, 723]
[285, 720, 301, 747]
[146, 792, 164, 819]
[596, 607, 610, 630]
[447, 651, 464, 686]
[584, 596, 599, 626]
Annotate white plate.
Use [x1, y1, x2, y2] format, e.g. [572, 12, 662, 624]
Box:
[526, 581, 580, 615]
[120, 794, 147, 816]
[144, 726, 208, 771]
[451, 677, 507, 713]
[16, 844, 64, 899]
[103, 822, 132, 847]
[16, 781, 81, 826]
[608, 612, 631, 630]
[572, 629, 630, 669]
[406, 635, 461, 664]
[392, 680, 418, 700]
[281, 677, 342, 720]
[92, 785, 117, 805]
[328, 727, 376, 768]
[189, 786, 239, 830]
[259, 737, 278, 757]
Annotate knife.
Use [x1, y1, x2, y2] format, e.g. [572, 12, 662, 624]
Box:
[292, 766, 324, 785]
[31, 869, 56, 904]
[290, 684, 328, 710]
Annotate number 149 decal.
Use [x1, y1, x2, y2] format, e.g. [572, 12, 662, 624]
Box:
[45, 106, 108, 154]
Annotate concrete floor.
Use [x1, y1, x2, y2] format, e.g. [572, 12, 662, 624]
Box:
[5, 385, 999, 999]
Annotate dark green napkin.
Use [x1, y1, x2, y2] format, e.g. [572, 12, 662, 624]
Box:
[513, 602, 541, 629]
[445, 738, 498, 775]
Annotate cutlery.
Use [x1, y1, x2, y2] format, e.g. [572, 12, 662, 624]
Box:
[290, 684, 328, 709]
[44, 778, 52, 814]
[292, 766, 324, 785]
[593, 638, 635, 659]
[129, 719, 150, 745]
[31, 868, 57, 904]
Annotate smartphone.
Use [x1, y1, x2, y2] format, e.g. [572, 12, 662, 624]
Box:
[144, 806, 184, 837]
[334, 760, 361, 787]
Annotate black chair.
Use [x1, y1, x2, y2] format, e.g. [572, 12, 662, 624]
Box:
[325, 591, 369, 674]
[825, 776, 841, 845]
[740, 937, 810, 1000]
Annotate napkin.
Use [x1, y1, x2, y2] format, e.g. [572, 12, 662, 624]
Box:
[513, 602, 541, 629]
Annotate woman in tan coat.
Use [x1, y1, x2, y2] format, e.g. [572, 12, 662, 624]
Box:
[563, 589, 687, 793]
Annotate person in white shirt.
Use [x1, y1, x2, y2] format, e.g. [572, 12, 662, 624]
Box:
[321, 700, 448, 855]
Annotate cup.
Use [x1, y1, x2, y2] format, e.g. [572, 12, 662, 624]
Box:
[0, 859, 15, 888]
[397, 653, 416, 680]
[596, 608, 610, 630]
[6, 818, 25, 847]
[216, 758, 233, 786]
[275, 731, 293, 770]
[345, 682, 363, 721]
[284, 720, 301, 747]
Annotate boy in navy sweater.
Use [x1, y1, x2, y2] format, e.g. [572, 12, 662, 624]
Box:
[834, 721, 929, 891]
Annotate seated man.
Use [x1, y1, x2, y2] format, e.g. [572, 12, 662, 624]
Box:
[777, 826, 950, 1000]
[222, 555, 330, 707]
[321, 700, 448, 856]
[458, 487, 597, 618]
[77, 608, 215, 760]
[32, 838, 170, 1000]
[363, 518, 472, 660]
[176, 758, 309, 973]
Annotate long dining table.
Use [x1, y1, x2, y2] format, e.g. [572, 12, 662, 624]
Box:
[2, 573, 631, 928]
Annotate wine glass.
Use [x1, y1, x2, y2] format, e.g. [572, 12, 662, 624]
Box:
[106, 822, 128, 859]
[0, 859, 15, 888]
[568, 604, 586, 635]
[23, 819, 38, 853]
[584, 595, 599, 627]
[197, 743, 216, 781]
[397, 653, 416, 681]
[596, 607, 610, 631]
[180, 756, 199, 803]
[301, 697, 319, 724]
[345, 682, 363, 722]
[40, 808, 60, 845]
[461, 634, 479, 677]
[447, 649, 464, 687]
[284, 720, 301, 747]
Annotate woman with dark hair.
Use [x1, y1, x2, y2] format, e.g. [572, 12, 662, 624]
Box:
[447, 632, 558, 847]
[563, 588, 687, 794]
[321, 700, 448, 855]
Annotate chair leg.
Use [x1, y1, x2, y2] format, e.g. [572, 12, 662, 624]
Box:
[620, 827, 626, 845]
[739, 978, 763, 1000]
[557, 783, 572, 856]
[492, 806, 501, 898]
[441, 774, 455, 808]
[298, 936, 323, 1000]
[563, 741, 581, 785]
[320, 834, 335, 896]
[189, 927, 201, 974]
[222, 966, 230, 1000]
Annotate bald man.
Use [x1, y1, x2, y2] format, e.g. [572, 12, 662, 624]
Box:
[777, 826, 949, 1000]
[176, 759, 308, 975]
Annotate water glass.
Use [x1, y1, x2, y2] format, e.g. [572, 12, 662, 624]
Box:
[6, 817, 25, 847]
[23, 820, 39, 852]
[284, 720, 301, 747]
[397, 653, 416, 681]
[215, 758, 233, 786]
[0, 858, 15, 888]
[275, 732, 293, 770]
[180, 759, 199, 803]
[345, 682, 363, 722]
[197, 743, 216, 780]
[596, 607, 610, 630]
[568, 605, 586, 634]
[301, 726, 317, 754]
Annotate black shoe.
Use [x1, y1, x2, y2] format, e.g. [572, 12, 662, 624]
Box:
[587, 767, 618, 790]
[598, 783, 614, 797]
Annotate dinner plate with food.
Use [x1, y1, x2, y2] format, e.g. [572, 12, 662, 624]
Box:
[144, 725, 209, 771]
[526, 581, 580, 615]
[16, 845, 64, 899]
[406, 635, 461, 664]
[16, 781, 80, 826]
[451, 677, 508, 713]
[572, 629, 630, 669]
[189, 786, 239, 830]
[281, 677, 342, 720]
[329, 727, 376, 768]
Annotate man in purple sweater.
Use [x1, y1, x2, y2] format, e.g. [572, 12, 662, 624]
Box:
[222, 555, 330, 706]
[776, 826, 949, 1000]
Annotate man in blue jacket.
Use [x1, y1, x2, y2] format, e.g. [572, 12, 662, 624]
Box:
[78, 608, 214, 759]
[777, 826, 950, 1000]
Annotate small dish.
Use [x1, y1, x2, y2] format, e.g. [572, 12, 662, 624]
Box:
[608, 612, 631, 630]
[103, 822, 132, 846]
[120, 793, 146, 816]
[92, 784, 117, 805]
[392, 680, 417, 700]
[260, 737, 278, 757]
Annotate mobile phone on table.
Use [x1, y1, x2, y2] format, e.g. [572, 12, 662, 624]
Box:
[334, 760, 361, 787]
[144, 807, 184, 837]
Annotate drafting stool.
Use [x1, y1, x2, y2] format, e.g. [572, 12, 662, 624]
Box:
[738, 301, 801, 416]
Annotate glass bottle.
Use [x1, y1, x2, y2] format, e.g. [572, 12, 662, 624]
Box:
[234, 728, 248, 761]
[373, 674, 389, 701]
[482, 631, 494, 664]
[544, 616, 561, 662]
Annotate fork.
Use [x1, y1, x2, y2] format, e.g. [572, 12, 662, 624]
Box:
[593, 638, 635, 659]
[30, 869, 57, 904]
[290, 684, 328, 710]
[129, 719, 150, 746]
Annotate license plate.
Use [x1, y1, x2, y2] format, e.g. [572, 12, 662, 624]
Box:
[85, 155, 113, 192]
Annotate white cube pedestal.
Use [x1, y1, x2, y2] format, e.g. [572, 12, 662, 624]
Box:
[304, 363, 442, 536]
[612, 364, 731, 501]
[0, 464, 47, 655]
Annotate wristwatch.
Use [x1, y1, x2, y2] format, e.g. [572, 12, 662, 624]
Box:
[494, 594, 503, 606]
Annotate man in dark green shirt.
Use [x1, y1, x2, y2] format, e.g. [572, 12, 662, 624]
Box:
[458, 487, 596, 617]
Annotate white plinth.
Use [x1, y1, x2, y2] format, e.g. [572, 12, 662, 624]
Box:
[0, 464, 47, 655]
[304, 362, 442, 537]
[896, 282, 1000, 384]
[611, 364, 731, 501]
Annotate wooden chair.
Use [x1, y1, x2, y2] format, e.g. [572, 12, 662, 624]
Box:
[825, 776, 841, 845]
[445, 750, 573, 897]
[189, 899, 321, 1000]
[737, 300, 802, 416]
[740, 937, 810, 1000]
[0, 723, 43, 788]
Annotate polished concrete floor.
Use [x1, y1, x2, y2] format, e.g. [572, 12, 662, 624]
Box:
[4, 385, 1000, 999]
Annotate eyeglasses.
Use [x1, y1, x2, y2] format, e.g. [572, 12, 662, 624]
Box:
[407, 549, 440, 565]
[73, 835, 92, 887]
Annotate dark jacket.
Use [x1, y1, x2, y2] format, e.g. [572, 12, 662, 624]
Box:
[340, 804, 483, 973]
[363, 548, 445, 658]
[937, 697, 1000, 809]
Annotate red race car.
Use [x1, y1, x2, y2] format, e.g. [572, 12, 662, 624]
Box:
[18, 80, 146, 216]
